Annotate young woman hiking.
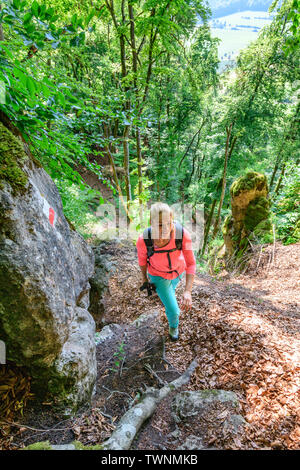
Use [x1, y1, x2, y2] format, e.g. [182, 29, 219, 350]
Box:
[136, 202, 196, 341]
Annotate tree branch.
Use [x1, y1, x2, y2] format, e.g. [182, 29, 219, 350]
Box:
[102, 359, 198, 450]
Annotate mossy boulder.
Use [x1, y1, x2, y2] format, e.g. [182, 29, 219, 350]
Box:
[230, 171, 268, 198]
[0, 122, 96, 411]
[171, 390, 246, 445]
[223, 171, 272, 260]
[244, 196, 271, 231]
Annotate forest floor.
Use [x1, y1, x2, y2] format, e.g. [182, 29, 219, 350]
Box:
[1, 240, 299, 450]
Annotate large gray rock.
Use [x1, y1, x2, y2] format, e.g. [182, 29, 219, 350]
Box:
[172, 390, 241, 422]
[0, 122, 96, 410]
[177, 435, 206, 450]
[88, 243, 118, 326]
[172, 390, 246, 448]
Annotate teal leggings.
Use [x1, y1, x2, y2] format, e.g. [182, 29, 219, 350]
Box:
[148, 272, 184, 329]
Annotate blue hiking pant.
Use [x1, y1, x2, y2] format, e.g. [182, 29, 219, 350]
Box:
[148, 272, 184, 329]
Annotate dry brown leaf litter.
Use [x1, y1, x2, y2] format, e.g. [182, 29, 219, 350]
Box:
[1, 240, 299, 450]
[102, 241, 300, 450]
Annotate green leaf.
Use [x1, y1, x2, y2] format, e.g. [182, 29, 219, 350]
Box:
[26, 76, 36, 95]
[85, 8, 96, 27]
[45, 7, 55, 19]
[23, 11, 33, 24]
[13, 0, 21, 9]
[39, 4, 47, 19]
[24, 23, 35, 34]
[71, 13, 78, 28]
[31, 0, 40, 17]
[41, 83, 50, 98]
[43, 76, 53, 87]
[13, 67, 27, 85]
[56, 92, 65, 108]
[1, 45, 14, 59]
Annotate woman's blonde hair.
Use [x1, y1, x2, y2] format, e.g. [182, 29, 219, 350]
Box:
[150, 202, 173, 223]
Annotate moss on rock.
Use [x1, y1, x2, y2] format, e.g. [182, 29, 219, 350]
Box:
[222, 214, 233, 236]
[244, 196, 270, 232]
[72, 440, 104, 450]
[23, 440, 104, 450]
[230, 171, 268, 198]
[24, 441, 53, 450]
[0, 122, 28, 193]
[222, 171, 272, 269]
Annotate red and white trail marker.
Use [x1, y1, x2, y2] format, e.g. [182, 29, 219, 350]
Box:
[49, 207, 55, 226]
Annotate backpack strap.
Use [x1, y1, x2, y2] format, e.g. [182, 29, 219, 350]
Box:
[142, 226, 154, 259]
[174, 220, 184, 250]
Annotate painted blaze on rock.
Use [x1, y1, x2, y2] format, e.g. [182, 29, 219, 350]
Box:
[223, 171, 273, 258]
[0, 122, 96, 410]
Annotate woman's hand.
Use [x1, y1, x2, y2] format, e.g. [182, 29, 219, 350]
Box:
[180, 290, 192, 311]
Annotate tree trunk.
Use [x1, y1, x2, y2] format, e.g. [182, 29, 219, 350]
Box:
[103, 123, 131, 221]
[136, 126, 144, 223]
[274, 161, 287, 195]
[128, 2, 144, 223]
[123, 123, 132, 215]
[201, 199, 217, 256]
[212, 126, 237, 241]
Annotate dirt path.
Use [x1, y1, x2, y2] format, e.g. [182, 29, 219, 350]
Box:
[98, 240, 300, 450]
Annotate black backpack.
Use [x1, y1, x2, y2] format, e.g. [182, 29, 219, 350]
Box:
[142, 220, 184, 277]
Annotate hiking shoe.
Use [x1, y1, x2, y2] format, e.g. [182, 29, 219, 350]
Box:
[169, 326, 179, 341]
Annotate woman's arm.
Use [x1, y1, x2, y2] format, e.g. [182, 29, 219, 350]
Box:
[139, 264, 148, 282]
[136, 235, 148, 282]
[185, 273, 194, 293]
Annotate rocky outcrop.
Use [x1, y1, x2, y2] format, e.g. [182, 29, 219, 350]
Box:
[88, 243, 118, 327]
[88, 239, 136, 327]
[223, 171, 273, 259]
[0, 122, 96, 411]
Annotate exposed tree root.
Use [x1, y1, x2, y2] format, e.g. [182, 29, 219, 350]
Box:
[102, 359, 198, 450]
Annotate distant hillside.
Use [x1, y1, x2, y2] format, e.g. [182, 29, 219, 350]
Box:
[208, 0, 274, 18]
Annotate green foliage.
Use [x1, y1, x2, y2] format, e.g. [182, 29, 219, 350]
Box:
[110, 341, 126, 374]
[24, 440, 53, 450]
[54, 178, 102, 234]
[0, 0, 111, 188]
[252, 219, 274, 244]
[271, 0, 300, 55]
[0, 0, 299, 259]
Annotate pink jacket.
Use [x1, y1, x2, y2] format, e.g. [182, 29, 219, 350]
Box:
[136, 225, 196, 279]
